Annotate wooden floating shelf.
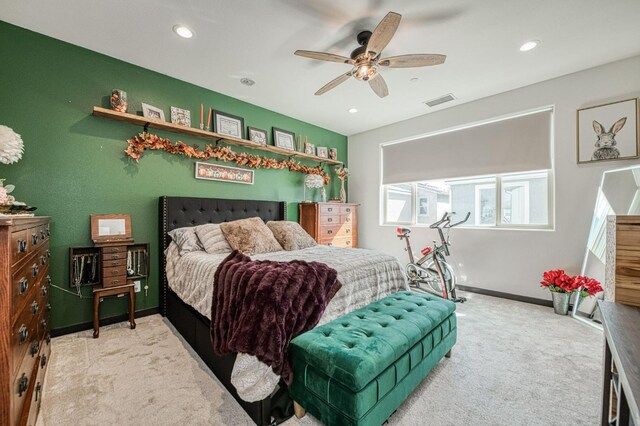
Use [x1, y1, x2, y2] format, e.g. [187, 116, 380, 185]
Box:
[92, 106, 343, 165]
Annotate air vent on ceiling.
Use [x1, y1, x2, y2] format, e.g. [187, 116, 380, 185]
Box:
[424, 93, 456, 108]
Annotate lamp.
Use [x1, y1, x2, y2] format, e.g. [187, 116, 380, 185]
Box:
[303, 174, 324, 202]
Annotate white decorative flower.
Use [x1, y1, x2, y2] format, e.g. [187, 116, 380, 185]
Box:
[304, 174, 324, 189]
[0, 125, 24, 164]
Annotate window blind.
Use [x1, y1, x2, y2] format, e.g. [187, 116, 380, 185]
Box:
[381, 109, 552, 185]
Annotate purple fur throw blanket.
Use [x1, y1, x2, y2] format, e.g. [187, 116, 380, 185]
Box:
[210, 250, 342, 383]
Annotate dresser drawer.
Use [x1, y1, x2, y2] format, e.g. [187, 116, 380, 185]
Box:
[340, 205, 356, 215]
[11, 350, 39, 426]
[103, 258, 127, 268]
[323, 236, 355, 248]
[11, 307, 38, 379]
[341, 213, 355, 224]
[102, 245, 127, 254]
[102, 265, 126, 278]
[102, 251, 126, 261]
[319, 204, 340, 215]
[11, 229, 29, 265]
[103, 275, 127, 288]
[318, 224, 354, 239]
[318, 214, 341, 225]
[27, 226, 47, 251]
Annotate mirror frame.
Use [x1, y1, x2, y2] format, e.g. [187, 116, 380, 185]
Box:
[91, 214, 132, 243]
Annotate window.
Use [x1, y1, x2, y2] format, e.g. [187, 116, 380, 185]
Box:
[382, 171, 553, 229]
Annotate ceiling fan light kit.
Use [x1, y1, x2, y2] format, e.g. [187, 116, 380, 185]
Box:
[294, 11, 446, 98]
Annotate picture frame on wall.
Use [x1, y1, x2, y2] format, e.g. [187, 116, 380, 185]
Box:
[195, 161, 254, 184]
[247, 127, 268, 145]
[329, 148, 337, 160]
[304, 142, 315, 155]
[141, 103, 165, 121]
[316, 146, 328, 158]
[170, 106, 191, 127]
[273, 127, 296, 150]
[213, 110, 245, 139]
[577, 98, 639, 164]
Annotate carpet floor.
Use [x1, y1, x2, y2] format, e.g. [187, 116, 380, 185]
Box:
[37, 292, 603, 426]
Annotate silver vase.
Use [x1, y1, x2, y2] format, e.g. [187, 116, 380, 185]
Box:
[551, 292, 570, 315]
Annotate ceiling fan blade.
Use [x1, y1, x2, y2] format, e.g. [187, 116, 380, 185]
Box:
[315, 72, 353, 96]
[366, 12, 402, 58]
[378, 54, 446, 68]
[295, 50, 355, 65]
[368, 73, 389, 98]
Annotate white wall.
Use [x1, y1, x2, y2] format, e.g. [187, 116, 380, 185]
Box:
[348, 55, 640, 301]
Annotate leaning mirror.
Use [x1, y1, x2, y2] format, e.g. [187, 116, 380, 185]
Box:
[576, 165, 640, 327]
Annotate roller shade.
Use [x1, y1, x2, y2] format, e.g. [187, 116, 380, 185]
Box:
[382, 109, 552, 185]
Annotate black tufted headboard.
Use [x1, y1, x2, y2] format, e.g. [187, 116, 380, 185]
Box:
[159, 196, 286, 315]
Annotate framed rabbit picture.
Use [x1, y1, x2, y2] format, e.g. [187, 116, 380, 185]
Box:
[577, 98, 639, 164]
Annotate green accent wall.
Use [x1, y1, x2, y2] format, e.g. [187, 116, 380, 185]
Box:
[0, 21, 347, 330]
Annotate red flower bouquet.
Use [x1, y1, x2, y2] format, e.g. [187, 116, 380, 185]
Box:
[540, 269, 602, 296]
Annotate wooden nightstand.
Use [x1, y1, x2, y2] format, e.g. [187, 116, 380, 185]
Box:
[92, 284, 136, 338]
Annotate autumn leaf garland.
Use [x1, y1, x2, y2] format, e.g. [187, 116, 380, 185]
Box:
[125, 132, 330, 184]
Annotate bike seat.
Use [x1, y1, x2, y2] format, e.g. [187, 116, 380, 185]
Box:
[396, 227, 411, 236]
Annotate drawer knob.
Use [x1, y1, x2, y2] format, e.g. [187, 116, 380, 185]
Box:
[327, 230, 333, 234]
[41, 355, 47, 368]
[30, 341, 39, 356]
[111, 261, 119, 266]
[46, 249, 51, 258]
[41, 255, 47, 265]
[31, 301, 39, 315]
[328, 208, 333, 212]
[18, 324, 28, 343]
[19, 277, 29, 294]
[327, 218, 333, 222]
[112, 279, 119, 285]
[18, 374, 28, 396]
[40, 319, 47, 330]
[345, 218, 351, 222]
[346, 208, 351, 212]
[347, 241, 351, 245]
[46, 228, 50, 237]
[41, 286, 48, 297]
[32, 233, 39, 245]
[46, 303, 52, 312]
[46, 333, 51, 344]
[41, 230, 46, 239]
[46, 275, 52, 285]
[35, 382, 42, 402]
[32, 264, 39, 277]
[327, 242, 333, 246]
[346, 229, 351, 233]
[17, 239, 27, 253]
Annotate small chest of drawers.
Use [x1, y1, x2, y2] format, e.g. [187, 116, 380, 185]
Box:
[0, 217, 51, 426]
[299, 203, 358, 248]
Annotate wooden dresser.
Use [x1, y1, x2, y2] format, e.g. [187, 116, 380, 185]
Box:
[605, 215, 640, 306]
[299, 203, 358, 248]
[0, 217, 51, 426]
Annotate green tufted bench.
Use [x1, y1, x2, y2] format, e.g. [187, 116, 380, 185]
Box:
[288, 291, 456, 425]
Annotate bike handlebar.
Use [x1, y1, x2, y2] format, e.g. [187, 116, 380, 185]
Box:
[429, 212, 451, 229]
[445, 212, 471, 228]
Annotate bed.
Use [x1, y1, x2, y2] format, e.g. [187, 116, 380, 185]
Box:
[159, 196, 407, 425]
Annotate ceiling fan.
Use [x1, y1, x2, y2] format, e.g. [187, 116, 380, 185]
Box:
[294, 12, 446, 98]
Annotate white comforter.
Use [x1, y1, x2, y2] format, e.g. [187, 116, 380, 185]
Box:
[165, 243, 407, 401]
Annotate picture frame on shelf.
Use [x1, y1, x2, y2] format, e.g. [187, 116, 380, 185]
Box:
[141, 103, 165, 121]
[213, 110, 245, 139]
[329, 147, 337, 160]
[576, 98, 639, 164]
[195, 161, 254, 184]
[304, 142, 315, 155]
[273, 127, 296, 150]
[170, 106, 191, 127]
[248, 127, 268, 145]
[316, 146, 328, 158]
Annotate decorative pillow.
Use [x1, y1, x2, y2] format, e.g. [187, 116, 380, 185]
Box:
[220, 217, 283, 255]
[194, 223, 233, 255]
[266, 221, 317, 251]
[168, 226, 204, 256]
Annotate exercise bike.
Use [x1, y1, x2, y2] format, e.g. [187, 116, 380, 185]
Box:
[396, 212, 470, 303]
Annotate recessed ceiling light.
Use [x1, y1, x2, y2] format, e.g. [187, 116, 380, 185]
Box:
[348, 108, 358, 114]
[173, 25, 194, 39]
[240, 78, 255, 87]
[519, 40, 539, 52]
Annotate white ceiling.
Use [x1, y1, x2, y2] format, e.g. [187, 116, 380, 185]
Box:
[2, 0, 640, 136]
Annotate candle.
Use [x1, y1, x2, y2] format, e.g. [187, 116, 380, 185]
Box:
[200, 104, 204, 126]
[206, 108, 212, 130]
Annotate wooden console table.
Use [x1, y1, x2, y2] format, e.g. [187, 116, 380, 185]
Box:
[599, 300, 640, 425]
[93, 284, 136, 338]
